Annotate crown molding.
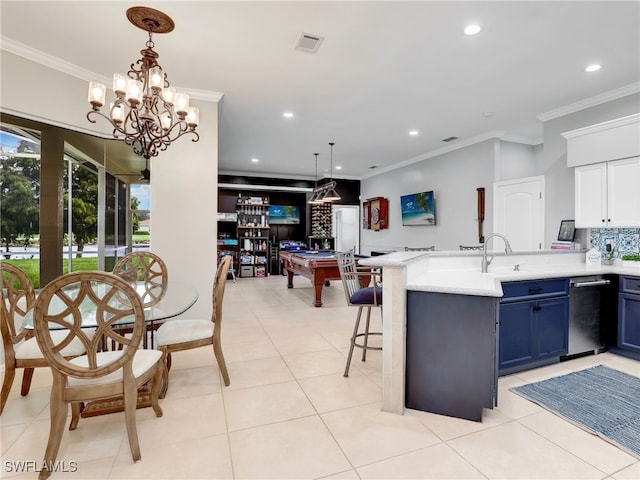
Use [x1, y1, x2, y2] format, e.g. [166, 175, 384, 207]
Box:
[361, 130, 508, 179]
[537, 82, 640, 122]
[1, 36, 223, 103]
[561, 112, 640, 139]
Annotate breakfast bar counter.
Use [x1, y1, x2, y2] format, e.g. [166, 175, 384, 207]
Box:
[358, 250, 639, 420]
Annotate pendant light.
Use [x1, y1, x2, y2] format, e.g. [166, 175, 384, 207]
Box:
[308, 153, 324, 204]
[323, 142, 341, 202]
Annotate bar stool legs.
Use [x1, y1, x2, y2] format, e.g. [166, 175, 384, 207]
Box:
[344, 305, 382, 377]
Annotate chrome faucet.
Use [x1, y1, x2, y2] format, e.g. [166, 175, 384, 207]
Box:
[481, 233, 513, 273]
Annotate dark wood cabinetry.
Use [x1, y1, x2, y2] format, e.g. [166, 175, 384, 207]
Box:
[498, 278, 569, 375]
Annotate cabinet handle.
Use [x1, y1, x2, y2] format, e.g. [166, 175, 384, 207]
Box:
[532, 306, 542, 312]
[602, 219, 605, 223]
[528, 287, 543, 294]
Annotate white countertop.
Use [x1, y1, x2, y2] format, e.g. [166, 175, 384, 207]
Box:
[361, 250, 640, 297]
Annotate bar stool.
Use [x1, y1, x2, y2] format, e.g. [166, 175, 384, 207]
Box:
[336, 251, 382, 377]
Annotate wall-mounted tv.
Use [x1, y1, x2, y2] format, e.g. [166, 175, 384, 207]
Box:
[269, 205, 300, 224]
[400, 191, 436, 226]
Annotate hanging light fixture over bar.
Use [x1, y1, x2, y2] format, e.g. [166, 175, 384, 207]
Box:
[322, 142, 341, 201]
[308, 153, 324, 204]
[86, 6, 199, 160]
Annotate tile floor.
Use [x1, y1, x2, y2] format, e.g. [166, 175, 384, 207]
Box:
[2, 274, 640, 479]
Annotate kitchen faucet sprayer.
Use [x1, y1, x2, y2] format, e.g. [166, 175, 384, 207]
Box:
[481, 233, 513, 273]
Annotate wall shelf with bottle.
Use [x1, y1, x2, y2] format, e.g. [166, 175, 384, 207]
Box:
[237, 195, 271, 277]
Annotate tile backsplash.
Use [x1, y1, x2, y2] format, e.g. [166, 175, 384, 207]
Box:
[590, 228, 640, 257]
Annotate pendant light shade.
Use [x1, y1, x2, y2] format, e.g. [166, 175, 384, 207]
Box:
[322, 142, 341, 202]
[308, 153, 324, 204]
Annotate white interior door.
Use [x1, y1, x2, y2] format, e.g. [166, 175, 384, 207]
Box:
[332, 205, 359, 254]
[494, 176, 545, 251]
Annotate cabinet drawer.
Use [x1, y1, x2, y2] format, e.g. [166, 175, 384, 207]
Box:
[501, 278, 569, 303]
[620, 276, 640, 294]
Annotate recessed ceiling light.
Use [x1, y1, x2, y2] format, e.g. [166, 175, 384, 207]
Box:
[464, 24, 481, 35]
[585, 64, 601, 73]
[251, 158, 259, 163]
[409, 130, 419, 136]
[283, 112, 294, 118]
[336, 165, 342, 170]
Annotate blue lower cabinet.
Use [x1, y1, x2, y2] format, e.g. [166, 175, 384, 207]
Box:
[618, 293, 640, 353]
[498, 279, 569, 375]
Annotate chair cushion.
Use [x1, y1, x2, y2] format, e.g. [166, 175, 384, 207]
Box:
[155, 319, 214, 346]
[15, 329, 95, 360]
[67, 349, 162, 387]
[350, 287, 382, 305]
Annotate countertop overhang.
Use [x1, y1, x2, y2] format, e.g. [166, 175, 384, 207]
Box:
[360, 250, 640, 297]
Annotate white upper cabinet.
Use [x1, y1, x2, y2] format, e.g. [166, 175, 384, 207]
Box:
[575, 157, 640, 228]
[563, 114, 640, 168]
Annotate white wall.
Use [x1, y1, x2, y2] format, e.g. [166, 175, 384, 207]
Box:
[496, 141, 538, 182]
[360, 138, 538, 253]
[361, 140, 496, 253]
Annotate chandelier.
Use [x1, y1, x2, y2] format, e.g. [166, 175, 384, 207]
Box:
[86, 6, 199, 161]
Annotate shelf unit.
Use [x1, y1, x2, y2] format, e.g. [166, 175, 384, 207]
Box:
[237, 196, 271, 277]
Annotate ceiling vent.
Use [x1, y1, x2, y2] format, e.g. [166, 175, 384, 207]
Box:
[441, 136, 459, 142]
[295, 33, 324, 54]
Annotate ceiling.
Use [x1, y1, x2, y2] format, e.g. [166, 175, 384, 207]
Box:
[1, 1, 639, 182]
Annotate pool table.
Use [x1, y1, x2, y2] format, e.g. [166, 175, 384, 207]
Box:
[279, 250, 371, 307]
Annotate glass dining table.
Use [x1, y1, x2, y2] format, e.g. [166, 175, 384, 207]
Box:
[22, 280, 199, 417]
[22, 280, 199, 349]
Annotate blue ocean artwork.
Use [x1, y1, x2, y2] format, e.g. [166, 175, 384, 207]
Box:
[401, 191, 435, 226]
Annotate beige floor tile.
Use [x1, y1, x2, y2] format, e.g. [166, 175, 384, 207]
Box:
[224, 356, 294, 390]
[229, 416, 350, 479]
[4, 415, 127, 466]
[0, 387, 50, 426]
[518, 410, 638, 475]
[109, 433, 233, 479]
[318, 469, 360, 479]
[298, 372, 381, 413]
[223, 381, 315, 431]
[321, 403, 441, 467]
[448, 421, 606, 479]
[407, 405, 512, 441]
[268, 331, 335, 356]
[494, 375, 544, 420]
[611, 461, 640, 479]
[357, 442, 485, 479]
[163, 364, 222, 400]
[221, 337, 281, 363]
[283, 349, 348, 379]
[123, 393, 227, 453]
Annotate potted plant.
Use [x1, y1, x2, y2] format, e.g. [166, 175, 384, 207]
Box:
[622, 254, 640, 269]
[602, 248, 616, 265]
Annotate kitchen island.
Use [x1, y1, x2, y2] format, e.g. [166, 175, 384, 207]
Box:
[359, 250, 640, 421]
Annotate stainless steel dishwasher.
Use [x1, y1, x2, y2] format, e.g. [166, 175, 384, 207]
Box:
[567, 276, 612, 356]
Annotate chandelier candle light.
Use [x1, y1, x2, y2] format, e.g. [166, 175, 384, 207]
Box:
[87, 6, 199, 161]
